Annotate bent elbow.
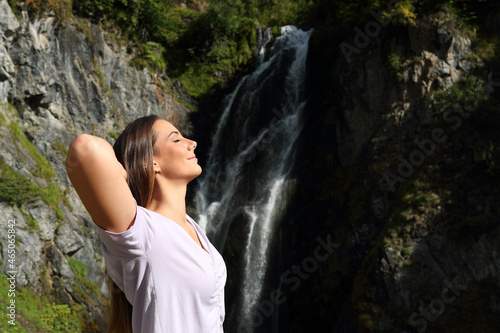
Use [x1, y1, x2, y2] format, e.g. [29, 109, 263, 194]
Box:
[65, 134, 96, 175]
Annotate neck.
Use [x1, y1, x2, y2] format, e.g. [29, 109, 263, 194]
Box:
[147, 178, 188, 225]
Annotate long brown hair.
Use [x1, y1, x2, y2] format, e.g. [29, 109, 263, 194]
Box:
[106, 114, 160, 333]
[113, 114, 160, 207]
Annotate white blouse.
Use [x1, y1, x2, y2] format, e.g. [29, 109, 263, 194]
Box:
[96, 205, 226, 332]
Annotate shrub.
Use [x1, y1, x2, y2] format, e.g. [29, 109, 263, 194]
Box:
[41, 303, 81, 332]
[434, 76, 489, 115]
[0, 273, 83, 332]
[382, 0, 417, 26]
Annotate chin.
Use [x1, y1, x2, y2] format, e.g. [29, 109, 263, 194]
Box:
[188, 166, 202, 182]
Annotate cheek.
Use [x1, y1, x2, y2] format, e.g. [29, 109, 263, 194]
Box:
[158, 147, 185, 169]
[158, 146, 176, 160]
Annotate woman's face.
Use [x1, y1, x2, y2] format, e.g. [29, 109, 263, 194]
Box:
[152, 120, 202, 182]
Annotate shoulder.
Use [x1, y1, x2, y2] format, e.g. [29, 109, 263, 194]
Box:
[96, 205, 159, 256]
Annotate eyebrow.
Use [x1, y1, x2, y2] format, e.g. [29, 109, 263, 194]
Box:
[168, 131, 180, 137]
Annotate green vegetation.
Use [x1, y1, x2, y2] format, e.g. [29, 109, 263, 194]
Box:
[387, 53, 405, 82]
[6, 0, 497, 98]
[434, 75, 489, 115]
[19, 207, 39, 232]
[40, 303, 81, 333]
[72, 0, 313, 96]
[2, 121, 65, 220]
[93, 68, 105, 88]
[66, 256, 100, 295]
[0, 159, 39, 207]
[382, 0, 417, 26]
[93, 67, 113, 96]
[108, 130, 119, 140]
[8, 122, 55, 180]
[0, 273, 83, 332]
[52, 141, 68, 156]
[0, 159, 62, 231]
[8, 0, 72, 23]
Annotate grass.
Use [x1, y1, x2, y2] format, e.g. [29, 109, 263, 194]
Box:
[52, 141, 68, 156]
[0, 273, 83, 332]
[19, 207, 39, 233]
[8, 122, 55, 180]
[108, 130, 119, 140]
[0, 159, 39, 207]
[93, 68, 113, 96]
[0, 159, 67, 231]
[6, 121, 65, 220]
[66, 256, 100, 295]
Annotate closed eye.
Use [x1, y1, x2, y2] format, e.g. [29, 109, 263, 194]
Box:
[168, 131, 181, 142]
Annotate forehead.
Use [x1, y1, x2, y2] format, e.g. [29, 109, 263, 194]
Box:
[153, 119, 178, 135]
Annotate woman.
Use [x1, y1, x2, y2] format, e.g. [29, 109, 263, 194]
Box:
[66, 115, 226, 332]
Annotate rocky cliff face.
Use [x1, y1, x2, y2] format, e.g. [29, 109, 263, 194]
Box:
[275, 12, 500, 333]
[0, 0, 191, 330]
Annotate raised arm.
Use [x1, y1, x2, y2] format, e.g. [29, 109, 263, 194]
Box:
[66, 134, 136, 233]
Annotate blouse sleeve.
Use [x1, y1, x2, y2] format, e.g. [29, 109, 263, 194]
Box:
[95, 204, 156, 257]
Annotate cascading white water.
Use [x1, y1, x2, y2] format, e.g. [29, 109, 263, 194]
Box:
[195, 26, 312, 331]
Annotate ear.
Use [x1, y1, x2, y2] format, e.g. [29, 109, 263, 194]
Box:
[152, 157, 161, 173]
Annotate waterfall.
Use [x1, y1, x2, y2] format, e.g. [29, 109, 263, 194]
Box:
[195, 26, 313, 331]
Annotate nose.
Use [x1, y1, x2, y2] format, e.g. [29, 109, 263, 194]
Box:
[188, 140, 197, 150]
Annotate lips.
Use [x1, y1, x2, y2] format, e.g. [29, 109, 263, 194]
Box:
[188, 155, 197, 160]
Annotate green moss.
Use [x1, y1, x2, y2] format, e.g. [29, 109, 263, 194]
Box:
[77, 219, 89, 237]
[0, 158, 43, 208]
[66, 256, 100, 295]
[74, 19, 92, 43]
[0, 158, 65, 228]
[93, 69, 104, 86]
[66, 256, 86, 279]
[19, 208, 38, 233]
[108, 131, 119, 140]
[52, 141, 68, 156]
[62, 188, 73, 212]
[8, 122, 55, 180]
[7, 121, 65, 220]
